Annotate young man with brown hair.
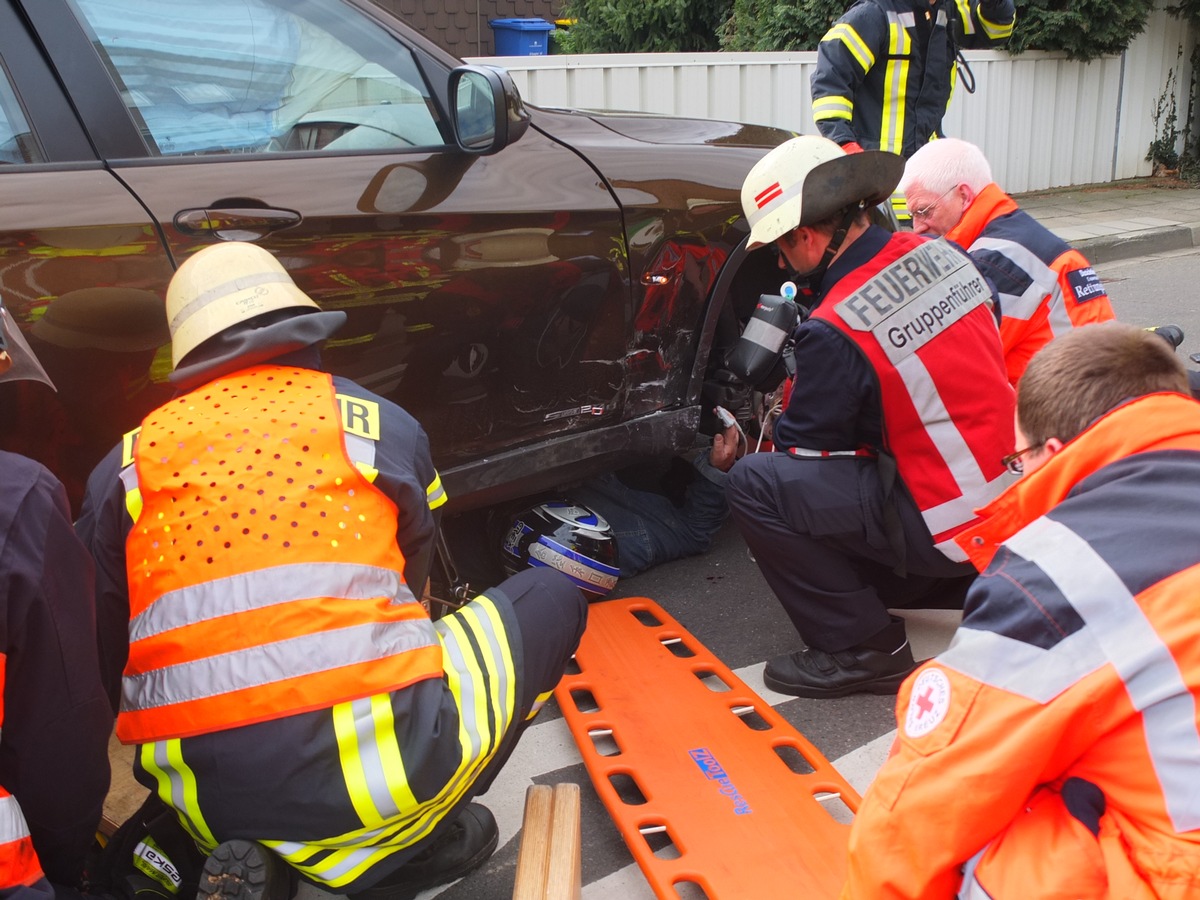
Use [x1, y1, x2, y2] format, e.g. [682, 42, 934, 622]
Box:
[844, 322, 1200, 897]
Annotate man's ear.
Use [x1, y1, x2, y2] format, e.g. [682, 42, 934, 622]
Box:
[1043, 437, 1065, 458]
[958, 183, 977, 207]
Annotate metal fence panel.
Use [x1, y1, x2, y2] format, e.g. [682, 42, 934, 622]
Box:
[470, 3, 1195, 193]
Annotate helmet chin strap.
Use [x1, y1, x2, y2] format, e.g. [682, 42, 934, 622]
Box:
[795, 202, 865, 295]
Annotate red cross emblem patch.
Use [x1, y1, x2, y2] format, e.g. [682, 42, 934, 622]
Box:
[904, 667, 951, 738]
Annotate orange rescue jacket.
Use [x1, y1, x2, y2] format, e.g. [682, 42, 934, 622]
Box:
[948, 183, 1115, 386]
[843, 393, 1200, 898]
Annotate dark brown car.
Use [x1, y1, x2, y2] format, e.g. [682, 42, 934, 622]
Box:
[0, 0, 791, 511]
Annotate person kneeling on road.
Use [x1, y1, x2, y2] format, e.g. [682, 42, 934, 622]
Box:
[844, 322, 1200, 898]
[76, 242, 588, 900]
[727, 135, 1015, 699]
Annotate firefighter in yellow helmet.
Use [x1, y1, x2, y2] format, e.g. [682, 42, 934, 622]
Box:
[76, 243, 587, 900]
[0, 299, 113, 900]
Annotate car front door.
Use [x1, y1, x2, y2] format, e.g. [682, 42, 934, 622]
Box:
[35, 0, 630, 502]
[0, 0, 176, 506]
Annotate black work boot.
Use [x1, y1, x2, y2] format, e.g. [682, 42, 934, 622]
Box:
[196, 841, 293, 900]
[763, 640, 917, 698]
[348, 804, 499, 900]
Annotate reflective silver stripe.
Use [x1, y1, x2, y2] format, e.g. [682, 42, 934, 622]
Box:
[970, 237, 1062, 323]
[880, 18, 908, 156]
[169, 272, 296, 333]
[342, 432, 376, 471]
[741, 316, 790, 355]
[954, 0, 975, 35]
[890, 10, 915, 29]
[787, 447, 869, 458]
[746, 177, 808, 230]
[894, 352, 1005, 542]
[0, 794, 31, 845]
[119, 463, 139, 495]
[146, 742, 190, 816]
[122, 618, 439, 712]
[434, 616, 484, 762]
[922, 469, 1014, 537]
[348, 697, 401, 821]
[129, 562, 411, 643]
[1006, 518, 1200, 832]
[940, 617, 1107, 703]
[463, 602, 515, 738]
[957, 847, 989, 898]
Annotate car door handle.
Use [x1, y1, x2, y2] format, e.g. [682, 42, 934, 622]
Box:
[174, 207, 302, 240]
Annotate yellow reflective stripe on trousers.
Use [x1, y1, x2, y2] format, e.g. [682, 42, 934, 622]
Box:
[333, 696, 416, 828]
[823, 23, 874, 72]
[267, 595, 516, 889]
[139, 740, 217, 851]
[812, 95, 854, 122]
[527, 688, 554, 721]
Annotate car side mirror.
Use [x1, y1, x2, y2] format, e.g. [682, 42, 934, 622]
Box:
[449, 65, 531, 155]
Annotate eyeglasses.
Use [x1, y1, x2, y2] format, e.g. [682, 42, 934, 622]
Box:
[1001, 443, 1044, 475]
[910, 185, 959, 220]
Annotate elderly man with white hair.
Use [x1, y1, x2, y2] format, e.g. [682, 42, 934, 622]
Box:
[900, 137, 1115, 385]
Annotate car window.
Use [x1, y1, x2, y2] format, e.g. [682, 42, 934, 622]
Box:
[65, 0, 446, 157]
[0, 66, 44, 164]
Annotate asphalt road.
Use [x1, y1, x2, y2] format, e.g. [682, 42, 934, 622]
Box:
[295, 246, 1200, 900]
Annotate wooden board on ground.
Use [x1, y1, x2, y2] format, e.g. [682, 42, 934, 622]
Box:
[103, 732, 148, 835]
[554, 597, 859, 900]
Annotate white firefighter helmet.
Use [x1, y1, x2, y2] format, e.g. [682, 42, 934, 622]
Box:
[741, 135, 904, 250]
[165, 241, 321, 367]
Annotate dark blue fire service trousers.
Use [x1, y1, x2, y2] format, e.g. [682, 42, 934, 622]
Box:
[726, 453, 975, 653]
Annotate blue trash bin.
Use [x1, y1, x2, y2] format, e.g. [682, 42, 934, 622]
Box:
[489, 18, 555, 56]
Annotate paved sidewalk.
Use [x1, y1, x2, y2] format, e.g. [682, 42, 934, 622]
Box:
[1014, 177, 1200, 264]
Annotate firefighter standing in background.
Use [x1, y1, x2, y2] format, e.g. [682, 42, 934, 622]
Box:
[811, 0, 1015, 220]
[900, 137, 1116, 386]
[845, 323, 1200, 898]
[727, 135, 1014, 699]
[0, 300, 113, 900]
[75, 243, 587, 900]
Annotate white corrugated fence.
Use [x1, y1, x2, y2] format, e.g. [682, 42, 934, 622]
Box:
[470, 1, 1195, 194]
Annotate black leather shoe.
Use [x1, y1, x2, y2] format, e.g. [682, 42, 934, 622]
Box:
[196, 841, 293, 900]
[348, 804, 499, 900]
[763, 641, 917, 698]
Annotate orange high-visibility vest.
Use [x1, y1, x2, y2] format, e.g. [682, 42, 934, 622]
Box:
[0, 657, 48, 895]
[119, 365, 443, 743]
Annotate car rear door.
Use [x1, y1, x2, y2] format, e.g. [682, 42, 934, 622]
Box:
[0, 0, 175, 505]
[31, 0, 631, 496]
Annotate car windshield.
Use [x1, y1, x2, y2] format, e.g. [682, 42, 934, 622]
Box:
[67, 0, 446, 156]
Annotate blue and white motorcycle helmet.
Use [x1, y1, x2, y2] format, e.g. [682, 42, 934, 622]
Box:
[500, 501, 620, 600]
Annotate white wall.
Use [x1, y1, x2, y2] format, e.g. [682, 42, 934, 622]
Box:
[469, 2, 1195, 194]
